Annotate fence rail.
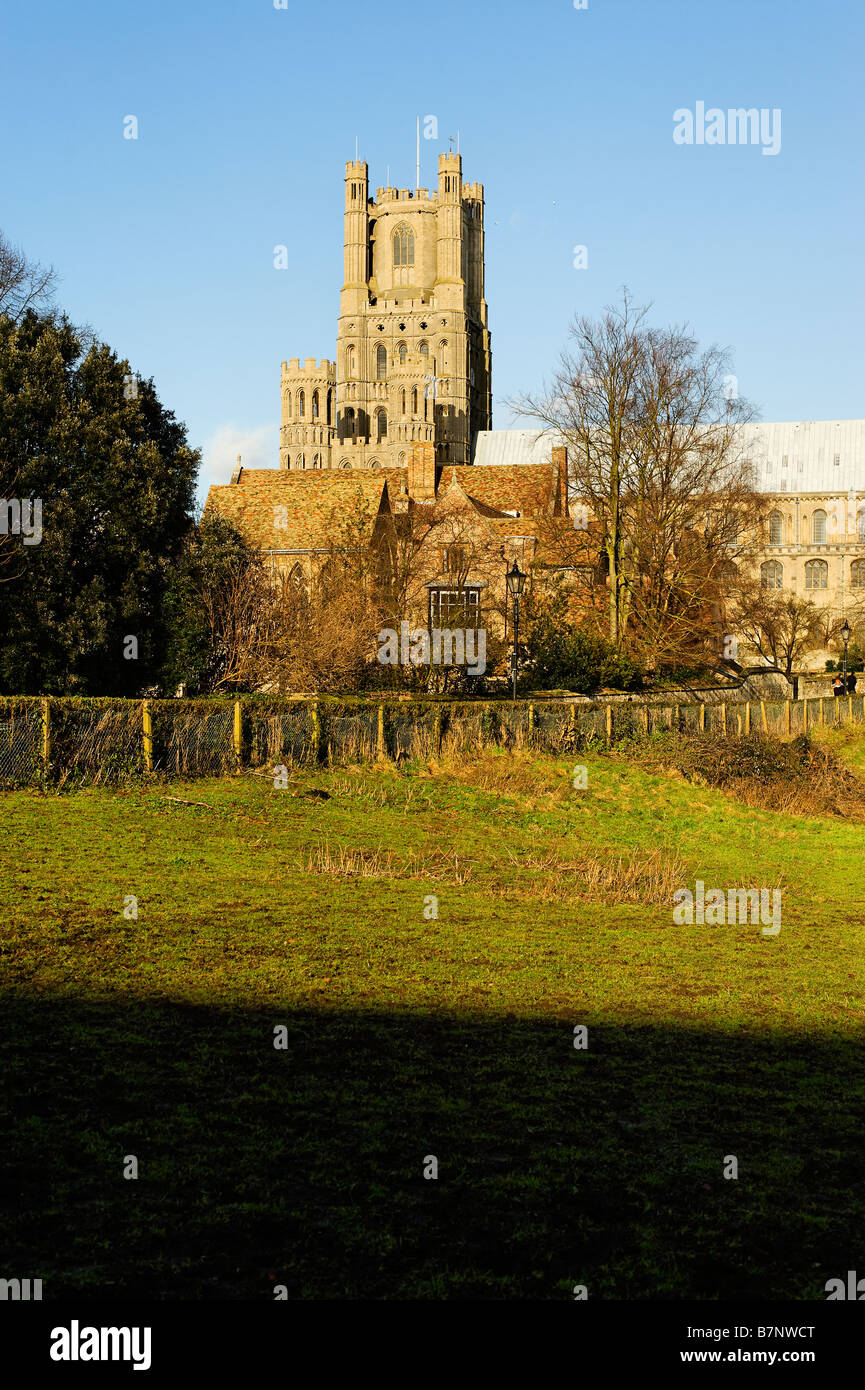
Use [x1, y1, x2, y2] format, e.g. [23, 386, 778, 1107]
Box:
[1, 694, 863, 787]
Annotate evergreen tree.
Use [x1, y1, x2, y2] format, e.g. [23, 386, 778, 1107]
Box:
[0, 310, 199, 693]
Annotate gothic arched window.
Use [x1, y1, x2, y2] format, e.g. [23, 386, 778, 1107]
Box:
[401, 389, 406, 415]
[376, 344, 387, 380]
[418, 341, 429, 357]
[411, 387, 418, 414]
[376, 409, 387, 442]
[288, 562, 306, 595]
[852, 560, 865, 588]
[761, 561, 783, 589]
[805, 559, 828, 589]
[326, 389, 332, 425]
[398, 343, 407, 364]
[858, 510, 865, 541]
[312, 390, 319, 420]
[768, 511, 783, 546]
[393, 226, 415, 267]
[298, 390, 305, 419]
[812, 509, 827, 544]
[345, 345, 355, 378]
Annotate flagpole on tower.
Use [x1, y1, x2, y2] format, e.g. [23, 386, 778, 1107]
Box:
[416, 116, 420, 192]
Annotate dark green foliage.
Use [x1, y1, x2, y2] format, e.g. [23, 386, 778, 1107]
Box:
[158, 513, 259, 695]
[524, 590, 643, 693]
[826, 641, 865, 673]
[0, 310, 199, 694]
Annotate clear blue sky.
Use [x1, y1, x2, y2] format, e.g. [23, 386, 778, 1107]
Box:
[3, 0, 863, 507]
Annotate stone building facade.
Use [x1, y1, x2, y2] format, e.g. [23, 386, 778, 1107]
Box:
[279, 153, 491, 472]
[739, 421, 865, 632]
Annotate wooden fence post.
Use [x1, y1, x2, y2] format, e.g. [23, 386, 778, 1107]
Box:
[605, 704, 613, 745]
[642, 704, 649, 737]
[744, 702, 751, 735]
[785, 700, 791, 734]
[803, 699, 808, 732]
[142, 699, 153, 772]
[41, 697, 50, 771]
[699, 703, 706, 733]
[528, 702, 535, 744]
[310, 702, 321, 764]
[233, 700, 242, 771]
[849, 695, 854, 724]
[819, 697, 824, 725]
[377, 704, 387, 759]
[721, 703, 727, 736]
[760, 700, 768, 734]
[674, 703, 680, 732]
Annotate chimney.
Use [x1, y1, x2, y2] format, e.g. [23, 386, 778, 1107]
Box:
[551, 445, 569, 516]
[408, 441, 437, 501]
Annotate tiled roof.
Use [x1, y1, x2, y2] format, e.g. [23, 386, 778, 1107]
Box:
[438, 464, 556, 517]
[234, 468, 296, 485]
[204, 473, 390, 550]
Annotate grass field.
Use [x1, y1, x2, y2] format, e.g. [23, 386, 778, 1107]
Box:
[1, 727, 864, 1300]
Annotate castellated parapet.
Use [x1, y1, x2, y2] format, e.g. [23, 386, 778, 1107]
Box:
[279, 151, 491, 471]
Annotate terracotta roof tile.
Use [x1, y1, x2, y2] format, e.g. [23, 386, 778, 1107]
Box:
[437, 464, 555, 516]
[204, 473, 390, 550]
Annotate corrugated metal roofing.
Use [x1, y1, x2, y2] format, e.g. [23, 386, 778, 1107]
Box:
[741, 421, 865, 493]
[472, 430, 563, 467]
[473, 422, 865, 494]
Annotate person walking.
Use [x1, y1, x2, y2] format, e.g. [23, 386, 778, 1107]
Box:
[832, 674, 844, 697]
[847, 670, 857, 695]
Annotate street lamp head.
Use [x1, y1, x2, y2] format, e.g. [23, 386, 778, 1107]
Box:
[841, 619, 851, 644]
[506, 560, 526, 597]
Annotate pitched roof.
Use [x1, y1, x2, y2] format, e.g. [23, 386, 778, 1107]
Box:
[233, 468, 297, 485]
[472, 429, 565, 467]
[740, 420, 865, 493]
[438, 463, 557, 517]
[204, 472, 390, 550]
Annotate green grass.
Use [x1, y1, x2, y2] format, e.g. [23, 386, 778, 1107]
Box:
[1, 731, 864, 1299]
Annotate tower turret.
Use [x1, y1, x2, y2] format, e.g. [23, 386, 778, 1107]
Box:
[341, 161, 369, 317]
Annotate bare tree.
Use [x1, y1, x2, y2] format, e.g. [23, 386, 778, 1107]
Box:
[729, 580, 847, 679]
[0, 229, 57, 321]
[198, 558, 275, 691]
[512, 289, 765, 670]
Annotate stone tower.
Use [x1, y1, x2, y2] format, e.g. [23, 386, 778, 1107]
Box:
[279, 152, 492, 471]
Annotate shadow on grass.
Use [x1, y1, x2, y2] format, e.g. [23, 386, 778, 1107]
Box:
[0, 997, 858, 1300]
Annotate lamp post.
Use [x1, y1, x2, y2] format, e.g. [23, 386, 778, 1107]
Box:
[506, 560, 526, 700]
[841, 618, 851, 688]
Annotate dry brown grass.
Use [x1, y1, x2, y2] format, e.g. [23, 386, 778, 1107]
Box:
[643, 731, 865, 820]
[301, 839, 473, 884]
[493, 845, 689, 906]
[301, 834, 687, 906]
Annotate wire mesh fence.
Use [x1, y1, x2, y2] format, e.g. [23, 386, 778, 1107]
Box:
[0, 700, 43, 785]
[0, 693, 863, 787]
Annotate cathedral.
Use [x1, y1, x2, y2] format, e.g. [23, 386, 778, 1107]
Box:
[205, 148, 864, 676]
[278, 153, 491, 472]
